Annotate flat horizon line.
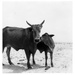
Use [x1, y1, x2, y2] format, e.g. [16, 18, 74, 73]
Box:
[55, 42, 72, 44]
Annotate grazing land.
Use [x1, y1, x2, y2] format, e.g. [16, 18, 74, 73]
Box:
[3, 42, 72, 73]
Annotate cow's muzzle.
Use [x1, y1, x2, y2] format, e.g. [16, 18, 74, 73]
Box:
[35, 38, 40, 43]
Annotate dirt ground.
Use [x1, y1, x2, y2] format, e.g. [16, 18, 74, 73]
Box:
[2, 42, 72, 73]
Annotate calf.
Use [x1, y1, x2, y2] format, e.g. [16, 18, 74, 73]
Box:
[37, 33, 55, 67]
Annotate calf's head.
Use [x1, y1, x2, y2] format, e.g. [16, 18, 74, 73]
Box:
[41, 33, 55, 52]
[26, 20, 45, 42]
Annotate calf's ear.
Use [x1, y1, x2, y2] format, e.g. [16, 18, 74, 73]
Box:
[49, 34, 54, 37]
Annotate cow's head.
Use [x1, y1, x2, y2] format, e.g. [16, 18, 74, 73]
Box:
[26, 20, 45, 42]
[41, 33, 55, 52]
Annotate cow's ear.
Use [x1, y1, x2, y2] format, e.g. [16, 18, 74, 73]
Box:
[26, 21, 32, 26]
[40, 20, 45, 27]
[49, 35, 54, 37]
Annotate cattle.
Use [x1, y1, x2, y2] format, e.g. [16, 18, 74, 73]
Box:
[3, 20, 45, 69]
[37, 33, 55, 68]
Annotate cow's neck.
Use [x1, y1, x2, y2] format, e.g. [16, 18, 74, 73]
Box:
[28, 27, 35, 42]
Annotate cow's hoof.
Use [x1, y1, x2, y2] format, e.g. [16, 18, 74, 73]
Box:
[51, 64, 54, 67]
[28, 66, 32, 69]
[33, 61, 36, 65]
[45, 66, 50, 70]
[2, 64, 5, 66]
[45, 64, 47, 67]
[9, 62, 13, 65]
[51, 65, 53, 67]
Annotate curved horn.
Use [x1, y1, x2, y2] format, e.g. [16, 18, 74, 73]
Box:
[41, 20, 45, 25]
[49, 35, 54, 37]
[26, 21, 32, 26]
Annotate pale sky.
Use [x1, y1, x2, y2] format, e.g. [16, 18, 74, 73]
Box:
[2, 1, 72, 42]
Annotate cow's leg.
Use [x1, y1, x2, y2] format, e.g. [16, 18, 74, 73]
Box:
[32, 53, 36, 65]
[2, 46, 4, 53]
[2, 45, 5, 66]
[2, 43, 5, 53]
[6, 46, 13, 65]
[45, 51, 48, 67]
[25, 50, 32, 69]
[50, 52, 53, 67]
[2, 48, 4, 53]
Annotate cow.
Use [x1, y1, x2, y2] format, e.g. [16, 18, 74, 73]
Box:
[3, 20, 45, 69]
[37, 33, 55, 68]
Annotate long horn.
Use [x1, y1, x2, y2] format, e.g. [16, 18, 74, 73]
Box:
[26, 21, 32, 26]
[49, 35, 54, 37]
[41, 20, 45, 25]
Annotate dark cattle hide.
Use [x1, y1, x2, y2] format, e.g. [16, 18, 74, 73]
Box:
[37, 33, 55, 67]
[3, 20, 45, 69]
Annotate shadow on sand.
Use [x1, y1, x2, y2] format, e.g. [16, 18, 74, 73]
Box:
[3, 63, 45, 73]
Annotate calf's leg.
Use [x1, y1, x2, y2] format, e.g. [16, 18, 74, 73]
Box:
[50, 52, 53, 67]
[45, 51, 48, 67]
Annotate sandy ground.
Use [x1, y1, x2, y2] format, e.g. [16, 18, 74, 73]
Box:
[2, 42, 72, 73]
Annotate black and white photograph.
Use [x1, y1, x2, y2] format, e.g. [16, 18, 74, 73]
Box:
[2, 0, 72, 73]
